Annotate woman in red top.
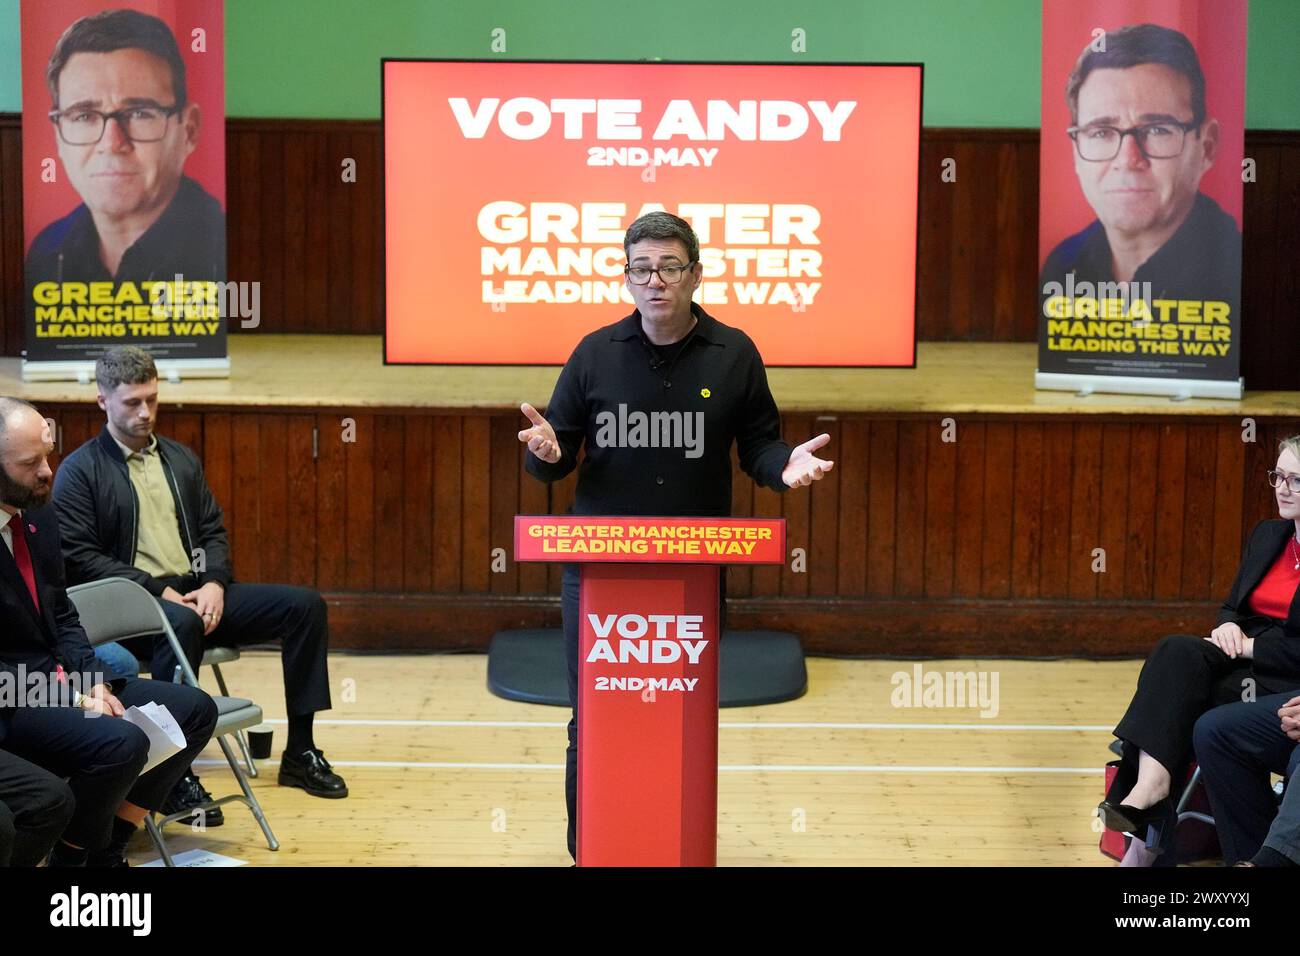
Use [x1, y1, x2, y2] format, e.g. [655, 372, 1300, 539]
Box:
[1099, 435, 1300, 863]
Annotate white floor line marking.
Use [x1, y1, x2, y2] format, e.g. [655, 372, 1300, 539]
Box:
[192, 758, 1102, 774]
[253, 718, 1113, 731]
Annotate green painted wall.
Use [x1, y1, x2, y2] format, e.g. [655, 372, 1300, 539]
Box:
[1, 0, 1296, 127]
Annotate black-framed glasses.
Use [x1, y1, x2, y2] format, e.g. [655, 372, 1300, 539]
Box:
[625, 262, 696, 285]
[49, 104, 182, 145]
[1067, 120, 1200, 162]
[1267, 469, 1300, 494]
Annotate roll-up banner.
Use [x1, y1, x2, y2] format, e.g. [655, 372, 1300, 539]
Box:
[20, 0, 228, 382]
[1037, 0, 1247, 399]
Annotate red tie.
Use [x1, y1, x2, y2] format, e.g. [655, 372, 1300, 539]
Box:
[9, 514, 41, 613]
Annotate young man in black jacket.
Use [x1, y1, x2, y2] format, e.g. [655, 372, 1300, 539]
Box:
[52, 347, 348, 822]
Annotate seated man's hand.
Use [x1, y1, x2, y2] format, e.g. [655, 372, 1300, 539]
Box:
[161, 586, 191, 607]
[1280, 696, 1300, 742]
[81, 682, 125, 718]
[183, 581, 225, 636]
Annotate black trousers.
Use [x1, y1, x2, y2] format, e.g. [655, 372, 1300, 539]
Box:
[1113, 634, 1268, 787]
[561, 564, 726, 861]
[0, 749, 75, 866]
[1193, 691, 1300, 864]
[0, 677, 217, 850]
[130, 580, 332, 719]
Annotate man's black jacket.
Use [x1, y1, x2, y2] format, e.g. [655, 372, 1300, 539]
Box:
[51, 426, 233, 598]
[0, 502, 126, 721]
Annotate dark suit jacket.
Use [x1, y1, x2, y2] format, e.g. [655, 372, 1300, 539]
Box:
[0, 503, 125, 719]
[1217, 518, 1300, 694]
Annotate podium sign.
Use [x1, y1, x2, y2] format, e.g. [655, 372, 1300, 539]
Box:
[515, 515, 785, 866]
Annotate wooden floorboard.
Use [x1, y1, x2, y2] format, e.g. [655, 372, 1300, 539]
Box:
[127, 651, 1145, 866]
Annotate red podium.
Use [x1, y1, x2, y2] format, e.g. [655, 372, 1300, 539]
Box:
[515, 515, 786, 867]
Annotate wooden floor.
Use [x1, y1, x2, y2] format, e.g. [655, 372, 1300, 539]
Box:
[5, 336, 1297, 415]
[124, 650, 1144, 866]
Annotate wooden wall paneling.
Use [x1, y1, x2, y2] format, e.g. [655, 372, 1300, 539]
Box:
[1036, 422, 1074, 597]
[979, 421, 1014, 597]
[750, 450, 783, 597]
[304, 131, 330, 327]
[314, 411, 347, 590]
[1065, 422, 1101, 600]
[489, 415, 521, 594]
[167, 412, 202, 458]
[286, 413, 318, 587]
[807, 417, 840, 597]
[1095, 423, 1132, 601]
[1010, 421, 1043, 598]
[1208, 421, 1246, 598]
[230, 414, 260, 580]
[372, 415, 406, 591]
[779, 414, 811, 597]
[865, 419, 898, 597]
[349, 128, 376, 334]
[257, 415, 290, 582]
[51, 407, 97, 468]
[280, 131, 309, 330]
[325, 128, 355, 333]
[1151, 424, 1188, 600]
[1272, 147, 1300, 383]
[1013, 137, 1042, 341]
[230, 128, 261, 310]
[952, 419, 985, 598]
[1239, 143, 1280, 389]
[260, 130, 286, 330]
[991, 141, 1024, 341]
[923, 416, 957, 597]
[834, 418, 869, 598]
[401, 415, 434, 593]
[893, 419, 928, 597]
[431, 415, 463, 593]
[916, 136, 953, 339]
[728, 447, 754, 598]
[1123, 422, 1159, 600]
[342, 412, 375, 590]
[1178, 422, 1218, 600]
[460, 415, 491, 592]
[948, 137, 992, 340]
[201, 412, 234, 535]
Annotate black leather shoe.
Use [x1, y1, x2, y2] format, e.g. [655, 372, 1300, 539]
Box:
[1098, 797, 1176, 853]
[162, 773, 224, 827]
[278, 748, 348, 798]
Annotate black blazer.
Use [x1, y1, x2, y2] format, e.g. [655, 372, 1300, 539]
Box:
[0, 503, 124, 714]
[1217, 518, 1300, 694]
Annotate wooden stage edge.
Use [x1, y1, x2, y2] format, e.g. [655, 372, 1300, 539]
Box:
[325, 591, 1220, 658]
[2, 335, 1297, 417]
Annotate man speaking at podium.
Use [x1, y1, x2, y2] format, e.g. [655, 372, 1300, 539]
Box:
[518, 211, 834, 860]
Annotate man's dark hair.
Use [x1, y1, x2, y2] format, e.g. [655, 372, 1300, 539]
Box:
[624, 212, 700, 264]
[46, 8, 188, 110]
[96, 346, 158, 393]
[1066, 23, 1206, 127]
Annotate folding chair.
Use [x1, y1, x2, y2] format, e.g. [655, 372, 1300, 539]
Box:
[202, 646, 258, 777]
[67, 577, 280, 865]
